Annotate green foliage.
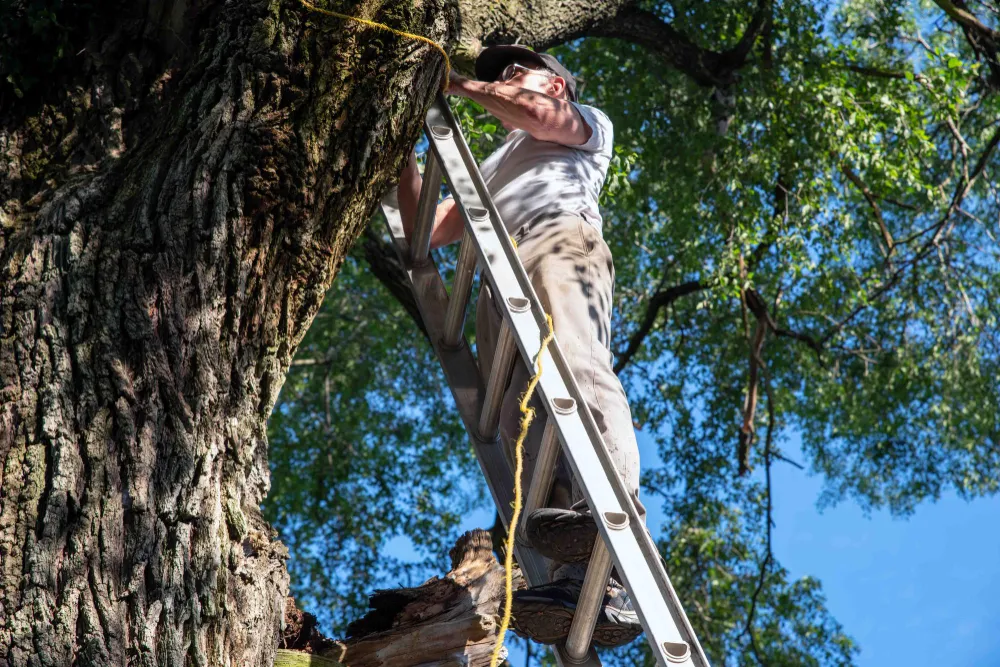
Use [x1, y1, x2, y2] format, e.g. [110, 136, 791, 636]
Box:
[268, 0, 1000, 660]
[0, 0, 98, 99]
[263, 250, 482, 630]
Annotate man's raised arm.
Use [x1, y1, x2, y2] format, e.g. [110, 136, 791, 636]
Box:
[445, 73, 592, 147]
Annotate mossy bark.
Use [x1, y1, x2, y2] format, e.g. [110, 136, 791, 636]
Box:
[0, 1, 452, 665]
[0, 0, 620, 665]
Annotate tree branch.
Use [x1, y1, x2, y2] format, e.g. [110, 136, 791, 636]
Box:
[588, 7, 732, 87]
[590, 2, 774, 89]
[839, 63, 928, 84]
[359, 224, 431, 343]
[742, 389, 775, 666]
[456, 0, 633, 68]
[744, 288, 824, 362]
[931, 0, 1000, 87]
[930, 121, 1000, 246]
[933, 0, 1000, 42]
[613, 280, 705, 373]
[719, 0, 774, 70]
[838, 161, 896, 260]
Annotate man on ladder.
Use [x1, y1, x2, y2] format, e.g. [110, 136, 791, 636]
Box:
[397, 46, 645, 649]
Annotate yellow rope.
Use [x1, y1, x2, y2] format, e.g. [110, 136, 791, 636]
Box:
[296, 0, 451, 91]
[490, 312, 555, 667]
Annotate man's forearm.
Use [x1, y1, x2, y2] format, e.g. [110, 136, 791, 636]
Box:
[451, 79, 548, 134]
[448, 76, 589, 145]
[397, 150, 464, 249]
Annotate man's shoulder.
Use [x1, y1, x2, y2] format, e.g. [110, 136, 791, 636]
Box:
[568, 102, 614, 154]
[572, 102, 613, 128]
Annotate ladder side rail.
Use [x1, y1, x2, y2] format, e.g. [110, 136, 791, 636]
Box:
[427, 96, 711, 667]
[379, 191, 601, 667]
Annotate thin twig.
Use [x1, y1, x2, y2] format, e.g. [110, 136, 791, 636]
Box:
[772, 450, 804, 470]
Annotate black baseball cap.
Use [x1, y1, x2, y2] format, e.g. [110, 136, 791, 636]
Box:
[475, 45, 578, 102]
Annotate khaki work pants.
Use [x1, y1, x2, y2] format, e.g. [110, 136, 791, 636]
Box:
[474, 213, 642, 583]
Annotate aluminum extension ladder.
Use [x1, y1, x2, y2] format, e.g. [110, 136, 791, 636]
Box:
[379, 94, 711, 667]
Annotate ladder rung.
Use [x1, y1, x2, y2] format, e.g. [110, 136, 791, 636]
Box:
[565, 539, 614, 661]
[517, 417, 563, 544]
[478, 316, 517, 440]
[411, 148, 444, 265]
[442, 229, 478, 348]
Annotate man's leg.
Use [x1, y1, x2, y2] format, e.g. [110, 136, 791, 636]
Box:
[493, 214, 643, 647]
[476, 269, 573, 579]
[500, 214, 640, 508]
[479, 214, 642, 537]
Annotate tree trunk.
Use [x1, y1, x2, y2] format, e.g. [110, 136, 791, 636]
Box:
[0, 1, 451, 664]
[0, 0, 632, 665]
[280, 529, 519, 667]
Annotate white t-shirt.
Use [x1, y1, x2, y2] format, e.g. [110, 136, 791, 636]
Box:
[472, 102, 614, 236]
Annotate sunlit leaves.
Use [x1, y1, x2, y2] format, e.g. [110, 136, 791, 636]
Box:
[264, 252, 482, 631]
[267, 0, 999, 658]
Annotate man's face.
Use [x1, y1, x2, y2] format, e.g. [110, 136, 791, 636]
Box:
[499, 61, 564, 98]
[497, 61, 566, 130]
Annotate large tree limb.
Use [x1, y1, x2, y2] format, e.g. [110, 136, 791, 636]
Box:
[279, 530, 516, 667]
[718, 0, 774, 72]
[933, 0, 1000, 42]
[589, 2, 774, 88]
[457, 0, 775, 90]
[932, 0, 1000, 87]
[588, 7, 732, 87]
[453, 0, 633, 68]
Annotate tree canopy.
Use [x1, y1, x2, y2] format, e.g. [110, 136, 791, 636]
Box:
[264, 0, 999, 664]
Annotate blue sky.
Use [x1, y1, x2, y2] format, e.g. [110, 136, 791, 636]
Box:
[442, 426, 1000, 666]
[764, 436, 1000, 667]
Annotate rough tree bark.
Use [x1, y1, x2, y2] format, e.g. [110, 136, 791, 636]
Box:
[0, 0, 648, 665]
[0, 0, 452, 664]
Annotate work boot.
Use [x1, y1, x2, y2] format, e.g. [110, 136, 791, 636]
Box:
[524, 500, 597, 564]
[510, 578, 643, 648]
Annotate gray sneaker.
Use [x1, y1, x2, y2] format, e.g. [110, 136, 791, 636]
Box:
[510, 578, 643, 648]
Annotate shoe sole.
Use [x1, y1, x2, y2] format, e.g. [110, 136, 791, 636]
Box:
[511, 601, 643, 648]
[526, 513, 598, 563]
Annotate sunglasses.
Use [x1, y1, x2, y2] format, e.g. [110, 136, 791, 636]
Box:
[499, 62, 554, 83]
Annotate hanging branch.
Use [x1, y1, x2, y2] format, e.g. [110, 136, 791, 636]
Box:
[742, 389, 776, 666]
[738, 286, 773, 476]
[739, 303, 768, 476]
[613, 279, 706, 373]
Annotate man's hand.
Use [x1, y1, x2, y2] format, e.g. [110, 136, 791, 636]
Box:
[445, 72, 472, 97]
